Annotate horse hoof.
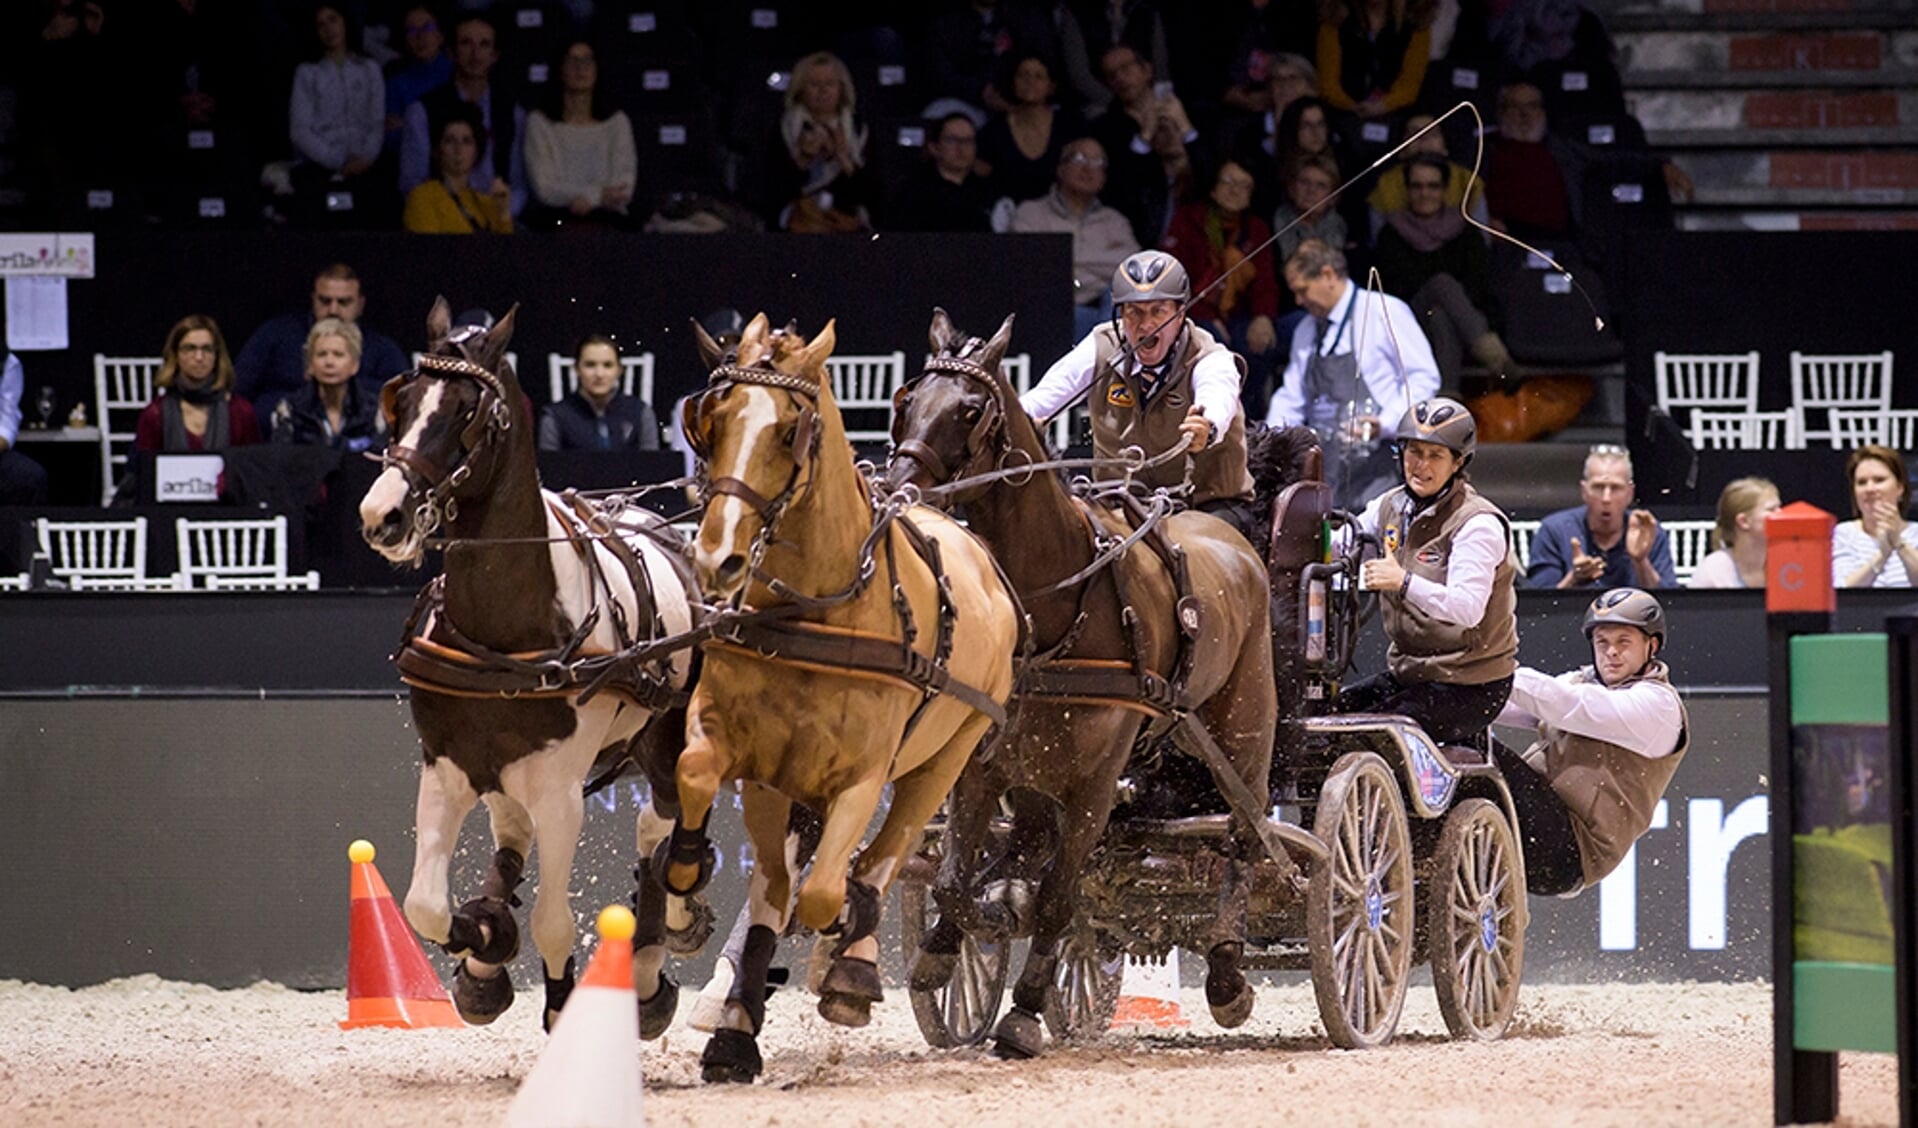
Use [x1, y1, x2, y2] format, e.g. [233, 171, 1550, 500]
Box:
[817, 956, 883, 1028]
[1208, 982, 1255, 1030]
[453, 963, 514, 1025]
[699, 1028, 762, 1084]
[1204, 945, 1254, 1030]
[452, 897, 520, 965]
[992, 1007, 1045, 1060]
[908, 947, 959, 994]
[663, 895, 717, 957]
[638, 975, 680, 1041]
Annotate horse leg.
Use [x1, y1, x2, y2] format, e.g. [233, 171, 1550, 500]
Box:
[631, 799, 687, 1040]
[443, 793, 533, 1025]
[695, 804, 818, 1030]
[506, 761, 591, 1033]
[910, 763, 1007, 993]
[628, 708, 716, 957]
[1194, 633, 1276, 1031]
[402, 757, 480, 951]
[700, 784, 794, 1085]
[661, 713, 723, 897]
[795, 775, 888, 1028]
[993, 763, 1125, 1060]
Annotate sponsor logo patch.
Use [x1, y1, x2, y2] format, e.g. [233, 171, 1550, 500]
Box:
[1416, 546, 1444, 566]
[1107, 381, 1134, 407]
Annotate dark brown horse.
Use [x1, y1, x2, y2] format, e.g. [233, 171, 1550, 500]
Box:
[660, 314, 1020, 1082]
[886, 310, 1278, 1057]
[358, 299, 705, 1033]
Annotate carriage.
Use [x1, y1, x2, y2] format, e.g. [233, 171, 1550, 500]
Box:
[898, 434, 1532, 1052]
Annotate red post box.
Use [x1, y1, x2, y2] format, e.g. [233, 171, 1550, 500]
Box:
[1765, 501, 1836, 613]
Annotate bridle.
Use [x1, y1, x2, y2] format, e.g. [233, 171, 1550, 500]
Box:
[375, 352, 514, 539]
[681, 359, 825, 581]
[891, 354, 1027, 492]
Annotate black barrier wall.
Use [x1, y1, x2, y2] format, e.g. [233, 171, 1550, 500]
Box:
[10, 590, 1906, 988]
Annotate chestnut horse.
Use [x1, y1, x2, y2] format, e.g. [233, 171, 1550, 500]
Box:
[660, 314, 1019, 1083]
[359, 299, 706, 1032]
[887, 310, 1279, 1057]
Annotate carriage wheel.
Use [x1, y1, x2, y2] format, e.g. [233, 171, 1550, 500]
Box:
[899, 878, 1008, 1048]
[1043, 922, 1122, 1042]
[1307, 750, 1415, 1049]
[1426, 798, 1527, 1041]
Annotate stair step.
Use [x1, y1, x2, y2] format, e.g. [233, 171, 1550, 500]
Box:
[1649, 124, 1918, 144]
[1666, 148, 1918, 190]
[1628, 66, 1918, 86]
[1676, 208, 1918, 228]
[1629, 89, 1914, 131]
[1613, 10, 1918, 33]
[1687, 184, 1918, 203]
[1617, 28, 1918, 74]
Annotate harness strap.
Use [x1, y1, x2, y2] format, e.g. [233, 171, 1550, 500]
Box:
[715, 616, 1008, 728]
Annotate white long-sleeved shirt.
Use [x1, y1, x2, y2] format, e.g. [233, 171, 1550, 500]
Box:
[0, 353, 23, 446]
[1495, 665, 1683, 760]
[1021, 325, 1241, 435]
[523, 110, 638, 212]
[1266, 279, 1440, 438]
[1350, 489, 1505, 627]
[289, 56, 385, 170]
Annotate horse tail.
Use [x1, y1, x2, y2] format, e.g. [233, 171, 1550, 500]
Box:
[1247, 423, 1322, 527]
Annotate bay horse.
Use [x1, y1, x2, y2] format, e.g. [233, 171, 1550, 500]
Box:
[359, 298, 706, 1033]
[660, 314, 1019, 1083]
[886, 310, 1279, 1057]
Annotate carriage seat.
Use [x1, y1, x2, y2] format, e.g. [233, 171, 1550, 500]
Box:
[1266, 445, 1328, 577]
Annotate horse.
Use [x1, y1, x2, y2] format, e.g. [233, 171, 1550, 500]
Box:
[886, 309, 1280, 1057]
[658, 313, 1020, 1083]
[358, 298, 706, 1033]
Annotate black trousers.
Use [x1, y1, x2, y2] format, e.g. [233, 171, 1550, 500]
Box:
[1331, 669, 1513, 748]
[0, 449, 47, 505]
[1491, 740, 1587, 896]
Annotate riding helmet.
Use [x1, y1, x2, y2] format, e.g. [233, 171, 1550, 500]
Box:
[1582, 587, 1667, 646]
[1396, 396, 1477, 463]
[1111, 250, 1191, 305]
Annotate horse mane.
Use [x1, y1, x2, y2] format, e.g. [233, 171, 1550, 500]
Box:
[1247, 422, 1323, 519]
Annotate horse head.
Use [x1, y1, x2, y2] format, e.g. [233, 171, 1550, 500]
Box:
[682, 312, 839, 599]
[359, 296, 524, 564]
[886, 308, 1017, 502]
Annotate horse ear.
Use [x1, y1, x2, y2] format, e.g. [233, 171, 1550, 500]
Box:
[978, 313, 1016, 378]
[485, 305, 520, 377]
[691, 317, 724, 371]
[800, 318, 837, 375]
[426, 296, 452, 349]
[739, 313, 771, 361]
[928, 307, 958, 358]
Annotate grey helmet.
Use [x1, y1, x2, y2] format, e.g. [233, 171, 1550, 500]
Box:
[1111, 250, 1191, 305]
[1397, 396, 1477, 463]
[1583, 587, 1667, 646]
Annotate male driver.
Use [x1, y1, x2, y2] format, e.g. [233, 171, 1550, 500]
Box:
[1493, 588, 1686, 896]
[234, 263, 410, 420]
[1525, 444, 1675, 589]
[1019, 248, 1260, 544]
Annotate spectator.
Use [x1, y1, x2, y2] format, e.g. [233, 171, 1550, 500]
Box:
[1270, 150, 1348, 263]
[1688, 476, 1779, 590]
[1493, 588, 1686, 897]
[399, 12, 526, 218]
[288, 3, 387, 219]
[1009, 137, 1141, 340]
[1524, 444, 1676, 590]
[538, 336, 659, 452]
[1364, 111, 1489, 240]
[383, 3, 451, 150]
[20, 0, 126, 218]
[1057, 0, 1173, 118]
[920, 1, 1061, 120]
[1161, 160, 1281, 414]
[757, 51, 875, 233]
[135, 315, 262, 453]
[0, 348, 50, 505]
[1315, 0, 1433, 123]
[1371, 154, 1515, 384]
[404, 101, 514, 233]
[269, 318, 385, 452]
[1488, 0, 1626, 127]
[522, 39, 637, 231]
[1267, 239, 1439, 507]
[977, 53, 1086, 206]
[1484, 81, 1586, 240]
[1087, 43, 1202, 248]
[1835, 445, 1918, 589]
[885, 113, 995, 232]
[1221, 8, 1321, 117]
[235, 263, 409, 419]
[1223, 52, 1321, 218]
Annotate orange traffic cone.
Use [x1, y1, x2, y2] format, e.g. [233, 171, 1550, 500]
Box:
[503, 905, 644, 1128]
[340, 839, 464, 1030]
[1109, 950, 1188, 1031]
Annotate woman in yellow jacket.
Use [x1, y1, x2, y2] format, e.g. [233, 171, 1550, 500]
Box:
[403, 101, 513, 234]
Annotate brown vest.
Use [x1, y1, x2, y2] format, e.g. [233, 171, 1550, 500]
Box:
[1378, 482, 1519, 685]
[1086, 323, 1254, 507]
[1526, 661, 1689, 885]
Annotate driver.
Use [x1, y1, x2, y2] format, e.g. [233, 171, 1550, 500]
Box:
[1019, 249, 1261, 544]
[1493, 588, 1687, 897]
[1336, 396, 1519, 745]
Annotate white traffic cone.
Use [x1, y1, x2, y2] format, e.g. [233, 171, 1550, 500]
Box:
[502, 906, 644, 1128]
[1109, 950, 1188, 1031]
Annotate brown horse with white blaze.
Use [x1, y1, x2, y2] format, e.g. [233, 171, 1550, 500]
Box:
[662, 314, 1020, 1083]
[888, 310, 1279, 1057]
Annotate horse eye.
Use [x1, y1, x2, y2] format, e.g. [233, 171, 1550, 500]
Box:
[782, 425, 797, 447]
